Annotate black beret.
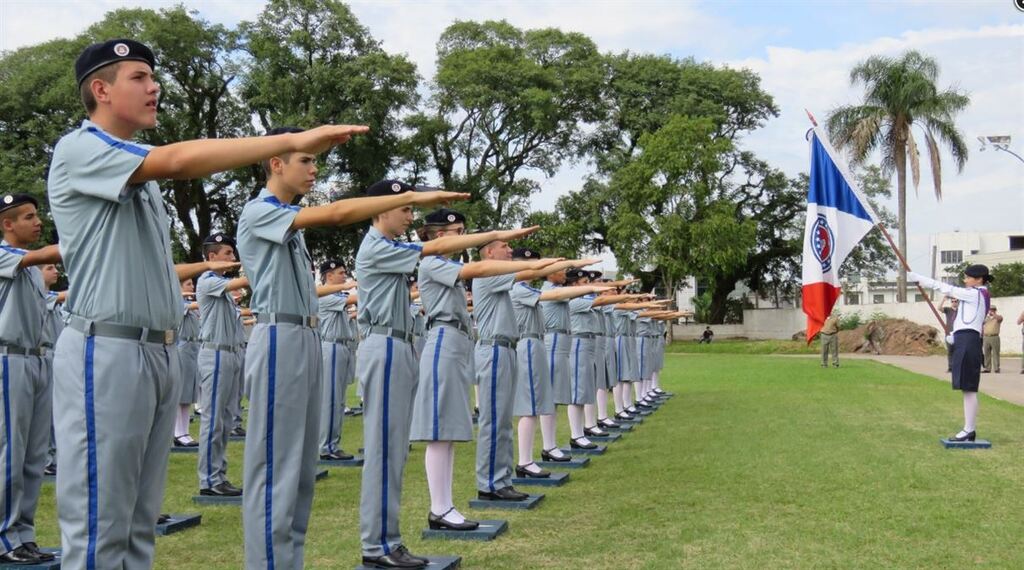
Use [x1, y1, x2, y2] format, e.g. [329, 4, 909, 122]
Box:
[75, 39, 156, 87]
[964, 264, 993, 283]
[319, 259, 346, 275]
[511, 248, 540, 260]
[423, 208, 466, 226]
[266, 126, 305, 137]
[0, 193, 39, 215]
[407, 274, 419, 285]
[588, 270, 603, 280]
[565, 268, 589, 283]
[202, 233, 236, 248]
[366, 179, 414, 197]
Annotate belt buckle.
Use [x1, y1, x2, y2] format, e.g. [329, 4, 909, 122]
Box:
[309, 315, 319, 329]
[164, 330, 174, 345]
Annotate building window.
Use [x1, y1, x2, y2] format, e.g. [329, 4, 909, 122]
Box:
[845, 293, 860, 305]
[940, 250, 963, 264]
[1010, 236, 1024, 250]
[873, 294, 885, 304]
[915, 294, 925, 302]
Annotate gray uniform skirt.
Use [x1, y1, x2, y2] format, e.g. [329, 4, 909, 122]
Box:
[410, 326, 475, 441]
[617, 335, 638, 383]
[951, 330, 982, 392]
[513, 336, 554, 417]
[178, 340, 200, 404]
[546, 331, 573, 405]
[569, 336, 597, 405]
[597, 335, 616, 389]
[637, 336, 656, 381]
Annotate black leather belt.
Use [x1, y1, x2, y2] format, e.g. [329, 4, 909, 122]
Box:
[367, 326, 414, 344]
[255, 313, 319, 329]
[201, 342, 239, 353]
[479, 337, 517, 349]
[546, 328, 569, 336]
[67, 316, 176, 345]
[574, 333, 598, 339]
[519, 333, 543, 341]
[0, 345, 44, 356]
[323, 336, 352, 344]
[428, 319, 472, 338]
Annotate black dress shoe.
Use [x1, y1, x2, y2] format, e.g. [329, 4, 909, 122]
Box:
[625, 406, 639, 414]
[173, 436, 199, 447]
[362, 546, 428, 569]
[428, 507, 479, 531]
[230, 427, 246, 437]
[478, 486, 529, 501]
[636, 402, 654, 410]
[653, 388, 666, 395]
[541, 448, 570, 462]
[614, 412, 635, 421]
[0, 545, 42, 564]
[584, 426, 608, 437]
[515, 462, 551, 478]
[949, 430, 976, 442]
[320, 450, 355, 461]
[157, 514, 171, 524]
[200, 481, 242, 497]
[21, 542, 54, 562]
[598, 418, 620, 429]
[570, 437, 597, 450]
[43, 464, 57, 477]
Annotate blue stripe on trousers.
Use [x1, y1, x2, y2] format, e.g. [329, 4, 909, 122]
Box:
[379, 338, 394, 555]
[328, 344, 337, 453]
[0, 357, 11, 552]
[264, 327, 277, 569]
[527, 340, 536, 416]
[85, 337, 98, 570]
[639, 338, 645, 379]
[488, 344, 499, 492]
[617, 337, 622, 382]
[548, 333, 557, 388]
[204, 350, 221, 488]
[431, 329, 445, 441]
[573, 338, 581, 403]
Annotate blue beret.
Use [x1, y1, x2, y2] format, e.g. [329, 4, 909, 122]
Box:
[366, 179, 414, 197]
[320, 259, 346, 275]
[511, 248, 540, 260]
[76, 39, 156, 86]
[202, 233, 236, 248]
[423, 208, 466, 226]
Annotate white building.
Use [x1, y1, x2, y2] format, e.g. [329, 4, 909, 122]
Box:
[928, 231, 1024, 283]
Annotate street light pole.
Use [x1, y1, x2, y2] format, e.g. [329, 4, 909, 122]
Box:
[978, 135, 1024, 164]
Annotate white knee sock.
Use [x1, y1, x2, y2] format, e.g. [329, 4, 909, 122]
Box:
[596, 389, 609, 421]
[425, 442, 455, 518]
[175, 405, 190, 438]
[652, 371, 660, 390]
[473, 386, 480, 410]
[963, 391, 979, 432]
[613, 384, 624, 414]
[517, 416, 537, 466]
[539, 413, 565, 458]
[583, 404, 597, 428]
[633, 382, 643, 403]
[568, 404, 588, 442]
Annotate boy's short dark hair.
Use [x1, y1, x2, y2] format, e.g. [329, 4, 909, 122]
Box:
[79, 63, 122, 114]
[262, 126, 306, 176]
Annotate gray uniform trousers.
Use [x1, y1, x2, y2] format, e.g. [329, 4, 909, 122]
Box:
[197, 348, 240, 489]
[231, 349, 246, 431]
[358, 333, 418, 557]
[53, 327, 178, 569]
[242, 324, 321, 569]
[475, 342, 518, 493]
[320, 341, 352, 455]
[546, 332, 573, 405]
[820, 333, 838, 366]
[43, 354, 56, 469]
[0, 353, 50, 554]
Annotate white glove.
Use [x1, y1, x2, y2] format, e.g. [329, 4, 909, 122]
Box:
[946, 333, 955, 346]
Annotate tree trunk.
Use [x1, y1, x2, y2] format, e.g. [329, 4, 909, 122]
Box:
[895, 135, 908, 303]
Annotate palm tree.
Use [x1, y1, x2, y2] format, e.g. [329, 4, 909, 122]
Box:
[827, 50, 969, 302]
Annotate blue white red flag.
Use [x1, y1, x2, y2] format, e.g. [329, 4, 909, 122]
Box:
[802, 125, 879, 342]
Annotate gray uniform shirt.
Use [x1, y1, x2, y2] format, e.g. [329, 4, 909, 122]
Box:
[42, 293, 66, 347]
[611, 310, 630, 336]
[540, 281, 570, 333]
[355, 226, 422, 333]
[637, 317, 654, 336]
[178, 299, 200, 341]
[569, 294, 600, 335]
[417, 256, 470, 331]
[473, 275, 518, 341]
[197, 272, 243, 345]
[319, 292, 353, 341]
[600, 305, 615, 336]
[237, 189, 317, 317]
[47, 119, 180, 330]
[0, 244, 46, 349]
[510, 282, 544, 337]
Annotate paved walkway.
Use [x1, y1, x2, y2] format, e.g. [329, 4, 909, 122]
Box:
[847, 353, 1024, 406]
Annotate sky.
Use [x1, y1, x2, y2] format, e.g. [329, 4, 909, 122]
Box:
[1, 0, 1022, 273]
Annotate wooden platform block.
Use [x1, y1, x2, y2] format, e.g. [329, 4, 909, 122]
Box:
[319, 456, 364, 467]
[422, 519, 508, 541]
[636, 409, 654, 416]
[344, 407, 363, 417]
[940, 438, 992, 449]
[536, 456, 590, 469]
[356, 555, 460, 569]
[617, 417, 643, 425]
[559, 445, 606, 456]
[156, 513, 202, 536]
[511, 471, 569, 487]
[586, 433, 622, 443]
[170, 446, 198, 454]
[0, 548, 60, 569]
[229, 435, 246, 442]
[605, 423, 634, 433]
[192, 494, 242, 505]
[469, 494, 544, 510]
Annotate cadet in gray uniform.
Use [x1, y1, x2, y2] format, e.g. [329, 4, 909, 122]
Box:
[239, 132, 449, 568]
[409, 210, 543, 531]
[318, 260, 358, 461]
[0, 195, 61, 565]
[355, 182, 487, 569]
[49, 38, 366, 569]
[40, 264, 66, 477]
[174, 278, 201, 447]
[196, 233, 249, 497]
[229, 289, 251, 437]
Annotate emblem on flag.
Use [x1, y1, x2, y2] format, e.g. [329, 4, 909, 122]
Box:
[810, 214, 834, 273]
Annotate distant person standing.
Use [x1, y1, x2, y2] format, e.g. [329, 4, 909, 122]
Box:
[819, 312, 839, 368]
[1017, 309, 1024, 375]
[939, 296, 959, 372]
[982, 305, 1002, 373]
[698, 326, 714, 344]
[863, 320, 883, 355]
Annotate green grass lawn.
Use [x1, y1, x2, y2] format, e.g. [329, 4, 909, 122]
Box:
[667, 338, 819, 355]
[32, 354, 1024, 568]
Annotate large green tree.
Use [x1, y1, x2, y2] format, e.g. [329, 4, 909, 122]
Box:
[827, 50, 969, 302]
[240, 0, 420, 264]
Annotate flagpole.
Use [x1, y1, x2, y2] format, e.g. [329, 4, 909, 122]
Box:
[805, 110, 949, 334]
